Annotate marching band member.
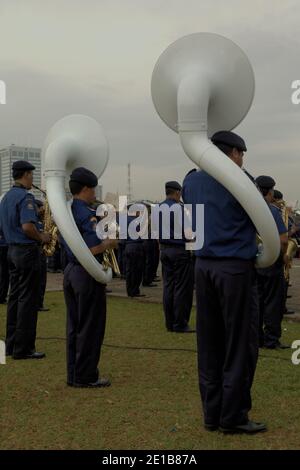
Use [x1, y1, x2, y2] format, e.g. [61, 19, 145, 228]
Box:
[182, 131, 266, 434]
[159, 181, 194, 333]
[255, 177, 289, 349]
[0, 161, 50, 359]
[61, 167, 117, 388]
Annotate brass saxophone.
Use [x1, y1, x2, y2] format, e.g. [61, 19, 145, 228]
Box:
[100, 219, 120, 276]
[32, 184, 58, 257]
[278, 200, 298, 280]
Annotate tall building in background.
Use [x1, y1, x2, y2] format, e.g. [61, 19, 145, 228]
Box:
[0, 145, 41, 198]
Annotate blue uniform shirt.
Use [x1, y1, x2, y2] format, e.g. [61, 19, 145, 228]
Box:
[269, 204, 287, 235]
[256, 204, 287, 274]
[182, 170, 257, 259]
[124, 214, 144, 245]
[0, 185, 38, 245]
[61, 198, 101, 263]
[158, 198, 186, 246]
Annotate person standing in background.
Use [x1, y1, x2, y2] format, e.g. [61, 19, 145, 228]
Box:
[159, 181, 194, 333]
[0, 161, 50, 359]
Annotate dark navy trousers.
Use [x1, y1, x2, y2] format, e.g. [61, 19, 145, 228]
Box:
[142, 240, 156, 286]
[63, 263, 106, 385]
[125, 243, 144, 297]
[257, 265, 285, 348]
[38, 250, 47, 309]
[6, 244, 40, 357]
[195, 257, 258, 428]
[160, 244, 194, 331]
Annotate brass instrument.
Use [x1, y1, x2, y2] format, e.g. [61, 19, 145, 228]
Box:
[32, 184, 58, 257]
[277, 200, 299, 280]
[96, 212, 120, 276]
[284, 237, 298, 281]
[102, 248, 120, 276]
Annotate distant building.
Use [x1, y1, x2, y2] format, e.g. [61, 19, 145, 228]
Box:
[0, 145, 41, 199]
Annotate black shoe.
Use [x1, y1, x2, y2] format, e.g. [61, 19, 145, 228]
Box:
[105, 289, 113, 293]
[284, 309, 295, 315]
[74, 378, 111, 388]
[67, 382, 74, 387]
[13, 352, 46, 360]
[219, 420, 267, 434]
[204, 423, 219, 432]
[173, 326, 196, 333]
[39, 307, 50, 312]
[142, 283, 157, 287]
[287, 295, 292, 298]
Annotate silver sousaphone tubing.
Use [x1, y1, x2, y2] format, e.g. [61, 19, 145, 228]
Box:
[42, 114, 112, 284]
[151, 32, 279, 268]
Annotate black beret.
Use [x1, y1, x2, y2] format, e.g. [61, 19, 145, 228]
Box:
[70, 167, 98, 188]
[165, 181, 182, 191]
[273, 189, 283, 200]
[211, 130, 247, 152]
[255, 175, 276, 190]
[12, 160, 35, 171]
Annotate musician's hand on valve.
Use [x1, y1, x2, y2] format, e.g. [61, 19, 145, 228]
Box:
[106, 238, 119, 250]
[99, 238, 117, 251]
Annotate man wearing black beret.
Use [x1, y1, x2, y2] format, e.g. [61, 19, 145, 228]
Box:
[255, 176, 289, 349]
[61, 167, 117, 388]
[272, 190, 296, 316]
[158, 180, 194, 333]
[0, 160, 51, 359]
[182, 130, 267, 434]
[211, 130, 247, 153]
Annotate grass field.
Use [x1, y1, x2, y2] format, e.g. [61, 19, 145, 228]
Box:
[1, 292, 300, 450]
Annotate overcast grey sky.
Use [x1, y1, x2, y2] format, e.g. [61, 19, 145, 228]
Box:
[0, 0, 300, 203]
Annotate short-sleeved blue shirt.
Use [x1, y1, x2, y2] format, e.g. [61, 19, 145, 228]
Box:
[0, 185, 38, 244]
[269, 204, 287, 235]
[158, 198, 187, 246]
[60, 198, 102, 263]
[182, 170, 257, 259]
[256, 204, 287, 274]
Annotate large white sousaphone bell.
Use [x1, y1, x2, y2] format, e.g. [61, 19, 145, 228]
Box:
[151, 32, 280, 268]
[42, 114, 112, 283]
